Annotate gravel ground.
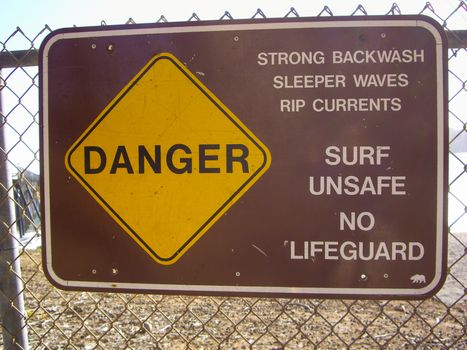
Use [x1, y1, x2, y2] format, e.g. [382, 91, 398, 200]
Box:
[437, 231, 467, 306]
[0, 247, 465, 349]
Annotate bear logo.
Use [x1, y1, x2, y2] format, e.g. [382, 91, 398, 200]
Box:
[410, 274, 426, 284]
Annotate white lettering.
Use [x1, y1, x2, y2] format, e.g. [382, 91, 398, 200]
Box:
[309, 241, 324, 258]
[353, 73, 409, 88]
[325, 146, 391, 166]
[290, 241, 304, 259]
[374, 243, 391, 260]
[341, 242, 357, 260]
[339, 212, 375, 231]
[324, 242, 339, 260]
[273, 74, 345, 89]
[257, 51, 325, 65]
[309, 175, 406, 196]
[312, 97, 402, 112]
[409, 242, 425, 260]
[289, 241, 425, 261]
[333, 49, 425, 64]
[392, 242, 407, 260]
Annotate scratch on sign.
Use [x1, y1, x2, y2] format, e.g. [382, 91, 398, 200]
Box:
[251, 244, 268, 257]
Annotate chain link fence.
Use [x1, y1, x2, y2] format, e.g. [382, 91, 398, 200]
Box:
[1, 2, 466, 349]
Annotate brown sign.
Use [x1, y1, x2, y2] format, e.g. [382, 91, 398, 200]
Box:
[40, 16, 447, 298]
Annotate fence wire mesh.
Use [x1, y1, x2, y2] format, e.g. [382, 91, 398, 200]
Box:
[0, 2, 466, 349]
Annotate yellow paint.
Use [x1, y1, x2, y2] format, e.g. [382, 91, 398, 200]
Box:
[65, 53, 271, 265]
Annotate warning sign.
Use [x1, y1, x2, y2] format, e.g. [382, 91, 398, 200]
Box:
[65, 53, 270, 264]
[40, 16, 447, 299]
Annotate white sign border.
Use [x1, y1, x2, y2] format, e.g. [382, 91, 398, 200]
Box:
[41, 17, 446, 297]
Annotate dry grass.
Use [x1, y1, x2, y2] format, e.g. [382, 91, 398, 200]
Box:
[0, 248, 464, 349]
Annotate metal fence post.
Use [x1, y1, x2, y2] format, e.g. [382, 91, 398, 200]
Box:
[0, 69, 29, 350]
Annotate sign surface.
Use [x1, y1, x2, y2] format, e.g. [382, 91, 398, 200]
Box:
[65, 53, 270, 265]
[40, 16, 447, 298]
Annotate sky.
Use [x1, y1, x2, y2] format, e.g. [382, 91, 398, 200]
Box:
[1, 0, 466, 41]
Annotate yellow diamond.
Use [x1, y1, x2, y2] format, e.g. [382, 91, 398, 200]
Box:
[65, 53, 271, 265]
